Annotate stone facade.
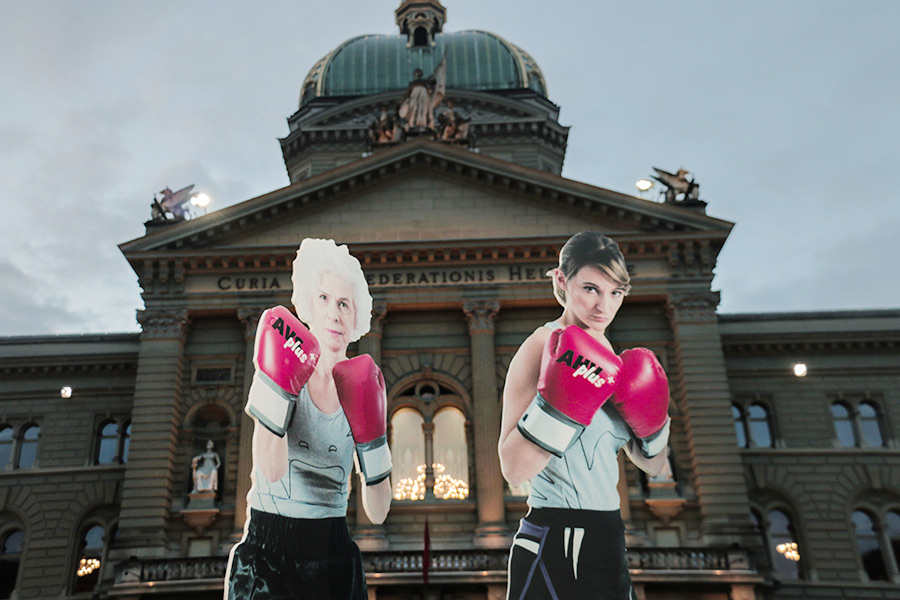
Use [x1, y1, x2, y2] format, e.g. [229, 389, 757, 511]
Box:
[2, 5, 899, 599]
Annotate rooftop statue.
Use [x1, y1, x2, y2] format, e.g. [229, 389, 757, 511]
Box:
[398, 56, 446, 132]
[652, 167, 701, 204]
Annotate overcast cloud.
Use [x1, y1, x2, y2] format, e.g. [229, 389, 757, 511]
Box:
[1, 0, 898, 336]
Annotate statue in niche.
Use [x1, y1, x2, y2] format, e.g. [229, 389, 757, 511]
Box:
[191, 439, 221, 492]
[437, 99, 470, 141]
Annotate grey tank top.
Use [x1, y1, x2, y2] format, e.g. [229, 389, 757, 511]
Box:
[248, 385, 355, 518]
[527, 321, 633, 511]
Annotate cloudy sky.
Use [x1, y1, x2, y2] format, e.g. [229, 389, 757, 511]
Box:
[1, 0, 898, 336]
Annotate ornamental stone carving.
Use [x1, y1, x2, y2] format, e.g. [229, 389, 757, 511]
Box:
[463, 300, 500, 334]
[237, 307, 268, 338]
[369, 303, 388, 337]
[136, 309, 190, 340]
[665, 291, 720, 323]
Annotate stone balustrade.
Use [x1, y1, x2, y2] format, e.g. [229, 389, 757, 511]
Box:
[113, 546, 755, 586]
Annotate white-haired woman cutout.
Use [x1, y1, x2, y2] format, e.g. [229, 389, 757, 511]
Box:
[226, 238, 391, 600]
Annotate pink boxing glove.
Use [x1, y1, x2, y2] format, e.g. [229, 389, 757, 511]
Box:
[246, 306, 320, 437]
[333, 355, 392, 485]
[612, 348, 670, 457]
[517, 326, 623, 456]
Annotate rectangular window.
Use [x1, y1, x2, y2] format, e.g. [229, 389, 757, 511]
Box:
[194, 367, 233, 384]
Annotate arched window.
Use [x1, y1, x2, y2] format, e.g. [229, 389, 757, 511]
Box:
[389, 376, 471, 502]
[732, 402, 774, 448]
[121, 421, 132, 463]
[95, 421, 119, 465]
[858, 402, 884, 447]
[0, 529, 24, 599]
[391, 408, 426, 500]
[72, 524, 108, 594]
[432, 407, 469, 500]
[0, 426, 12, 470]
[766, 509, 802, 580]
[853, 510, 887, 581]
[831, 402, 856, 447]
[413, 27, 428, 47]
[851, 508, 900, 582]
[887, 511, 900, 574]
[94, 418, 132, 465]
[16, 424, 39, 469]
[748, 404, 773, 448]
[732, 405, 748, 448]
[832, 400, 888, 448]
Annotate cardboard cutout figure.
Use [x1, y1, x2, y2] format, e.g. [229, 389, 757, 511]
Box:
[225, 239, 391, 600]
[499, 232, 671, 599]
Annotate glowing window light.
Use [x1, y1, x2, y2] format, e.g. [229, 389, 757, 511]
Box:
[393, 463, 469, 501]
[776, 541, 800, 561]
[76, 557, 101, 577]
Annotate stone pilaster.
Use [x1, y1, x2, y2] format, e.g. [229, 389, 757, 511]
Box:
[354, 303, 389, 549]
[234, 307, 266, 535]
[463, 300, 508, 548]
[665, 291, 753, 545]
[357, 303, 387, 364]
[113, 309, 189, 558]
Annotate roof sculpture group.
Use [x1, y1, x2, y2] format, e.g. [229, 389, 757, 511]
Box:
[368, 56, 470, 148]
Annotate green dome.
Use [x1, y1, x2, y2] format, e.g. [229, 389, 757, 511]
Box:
[300, 29, 547, 106]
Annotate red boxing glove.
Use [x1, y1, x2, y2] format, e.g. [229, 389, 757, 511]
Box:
[517, 326, 622, 456]
[612, 348, 670, 456]
[333, 355, 392, 485]
[246, 306, 320, 437]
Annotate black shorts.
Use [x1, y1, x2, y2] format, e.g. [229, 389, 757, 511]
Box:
[225, 509, 366, 600]
[507, 507, 636, 600]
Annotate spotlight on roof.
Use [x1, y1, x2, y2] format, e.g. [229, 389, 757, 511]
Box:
[191, 193, 211, 208]
[61, 386, 73, 399]
[636, 179, 654, 192]
[793, 363, 808, 377]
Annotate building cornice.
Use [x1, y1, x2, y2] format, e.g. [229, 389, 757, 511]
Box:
[722, 338, 899, 355]
[0, 360, 137, 377]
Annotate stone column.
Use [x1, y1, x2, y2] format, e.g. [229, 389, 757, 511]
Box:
[354, 304, 389, 550]
[422, 422, 436, 497]
[233, 307, 266, 535]
[357, 303, 387, 364]
[463, 300, 508, 548]
[113, 309, 189, 558]
[666, 291, 754, 545]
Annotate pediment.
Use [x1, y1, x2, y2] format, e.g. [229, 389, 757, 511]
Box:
[215, 174, 630, 248]
[121, 138, 732, 258]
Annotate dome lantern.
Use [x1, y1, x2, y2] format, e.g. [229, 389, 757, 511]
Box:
[395, 0, 447, 48]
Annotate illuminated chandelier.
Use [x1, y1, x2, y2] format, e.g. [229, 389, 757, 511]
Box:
[393, 463, 469, 500]
[776, 541, 800, 561]
[77, 557, 101, 577]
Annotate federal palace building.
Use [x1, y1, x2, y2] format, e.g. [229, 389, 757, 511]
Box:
[2, 2, 899, 599]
